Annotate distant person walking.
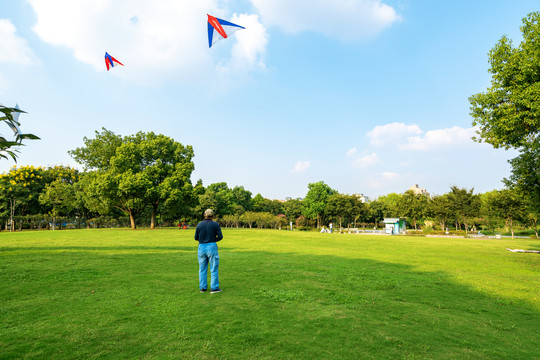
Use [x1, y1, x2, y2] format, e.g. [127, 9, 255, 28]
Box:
[195, 209, 223, 294]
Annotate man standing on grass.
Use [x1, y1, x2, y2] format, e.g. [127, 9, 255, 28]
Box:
[195, 209, 223, 294]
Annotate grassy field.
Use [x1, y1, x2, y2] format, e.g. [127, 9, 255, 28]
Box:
[1, 229, 539, 359]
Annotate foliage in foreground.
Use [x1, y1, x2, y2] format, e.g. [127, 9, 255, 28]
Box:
[0, 105, 39, 162]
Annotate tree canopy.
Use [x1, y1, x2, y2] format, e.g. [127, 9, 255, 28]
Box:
[69, 129, 195, 229]
[469, 12, 540, 151]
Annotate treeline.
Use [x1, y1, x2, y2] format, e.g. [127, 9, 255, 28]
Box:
[0, 129, 538, 237]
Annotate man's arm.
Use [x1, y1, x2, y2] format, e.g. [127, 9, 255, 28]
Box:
[215, 224, 223, 241]
[194, 225, 200, 241]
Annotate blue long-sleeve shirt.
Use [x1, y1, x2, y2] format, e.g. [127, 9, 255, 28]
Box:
[194, 219, 223, 244]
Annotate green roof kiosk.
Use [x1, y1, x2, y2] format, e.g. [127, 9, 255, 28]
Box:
[383, 218, 406, 235]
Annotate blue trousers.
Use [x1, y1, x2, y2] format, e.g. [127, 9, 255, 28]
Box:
[198, 243, 219, 290]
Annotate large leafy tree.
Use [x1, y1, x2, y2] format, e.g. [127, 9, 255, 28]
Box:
[126, 132, 195, 228]
[302, 181, 336, 228]
[70, 129, 195, 229]
[469, 12, 540, 213]
[469, 12, 540, 150]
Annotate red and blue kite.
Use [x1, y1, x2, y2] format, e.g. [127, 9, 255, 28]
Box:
[105, 52, 124, 71]
[207, 14, 245, 48]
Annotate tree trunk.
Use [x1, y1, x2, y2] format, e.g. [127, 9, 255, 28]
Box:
[10, 199, 16, 232]
[509, 219, 514, 239]
[316, 214, 320, 229]
[150, 204, 157, 229]
[129, 211, 137, 230]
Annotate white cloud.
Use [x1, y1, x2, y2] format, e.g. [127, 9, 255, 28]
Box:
[292, 160, 310, 173]
[367, 122, 423, 146]
[352, 152, 380, 168]
[0, 19, 36, 64]
[346, 146, 357, 157]
[225, 13, 268, 71]
[381, 171, 398, 180]
[400, 126, 478, 151]
[250, 0, 401, 41]
[28, 1, 267, 84]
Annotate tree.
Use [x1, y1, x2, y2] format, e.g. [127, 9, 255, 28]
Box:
[70, 129, 195, 229]
[504, 146, 540, 213]
[325, 194, 352, 231]
[126, 132, 195, 229]
[204, 183, 236, 217]
[39, 180, 77, 230]
[283, 199, 303, 224]
[302, 181, 336, 228]
[231, 186, 253, 212]
[377, 193, 401, 217]
[366, 200, 387, 226]
[0, 165, 47, 231]
[350, 196, 367, 229]
[447, 186, 481, 233]
[325, 194, 363, 231]
[430, 194, 453, 230]
[469, 12, 540, 151]
[0, 105, 39, 162]
[483, 189, 525, 238]
[252, 193, 271, 213]
[469, 13, 540, 221]
[525, 210, 539, 238]
[240, 211, 258, 229]
[397, 190, 429, 230]
[69, 128, 123, 170]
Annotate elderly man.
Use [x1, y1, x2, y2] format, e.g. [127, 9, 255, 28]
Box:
[194, 209, 223, 293]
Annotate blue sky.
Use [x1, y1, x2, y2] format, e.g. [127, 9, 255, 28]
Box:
[0, 0, 536, 199]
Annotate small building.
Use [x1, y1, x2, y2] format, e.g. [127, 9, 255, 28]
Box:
[409, 184, 429, 197]
[355, 193, 371, 203]
[383, 218, 406, 235]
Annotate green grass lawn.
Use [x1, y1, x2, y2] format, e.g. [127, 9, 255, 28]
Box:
[1, 229, 539, 359]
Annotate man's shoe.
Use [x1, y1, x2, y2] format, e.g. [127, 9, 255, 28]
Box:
[210, 288, 222, 294]
[200, 288, 207, 293]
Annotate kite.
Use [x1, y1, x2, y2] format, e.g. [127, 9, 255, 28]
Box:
[105, 52, 124, 71]
[207, 14, 245, 48]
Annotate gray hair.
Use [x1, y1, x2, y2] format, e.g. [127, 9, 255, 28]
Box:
[204, 209, 214, 218]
